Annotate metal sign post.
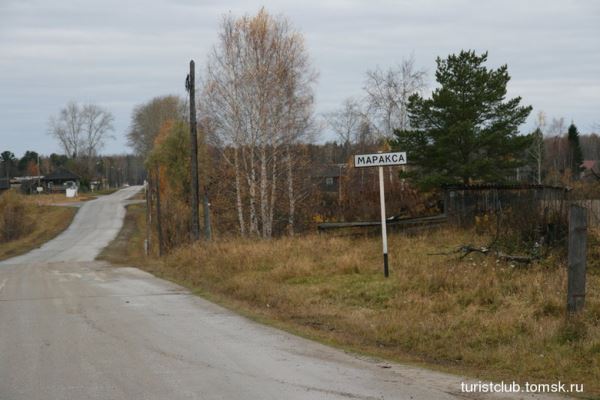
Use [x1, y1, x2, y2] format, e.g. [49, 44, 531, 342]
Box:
[354, 151, 407, 277]
[378, 165, 389, 277]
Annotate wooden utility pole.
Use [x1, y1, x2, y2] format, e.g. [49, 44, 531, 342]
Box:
[567, 204, 587, 314]
[186, 60, 200, 241]
[198, 124, 212, 241]
[145, 179, 151, 256]
[203, 187, 211, 240]
[155, 169, 164, 257]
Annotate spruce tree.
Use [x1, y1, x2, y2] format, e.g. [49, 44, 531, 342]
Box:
[394, 50, 532, 188]
[567, 123, 584, 179]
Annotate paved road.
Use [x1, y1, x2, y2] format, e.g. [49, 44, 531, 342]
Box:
[0, 188, 557, 400]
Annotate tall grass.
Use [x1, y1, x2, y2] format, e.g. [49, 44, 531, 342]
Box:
[106, 205, 600, 394]
[0, 191, 33, 242]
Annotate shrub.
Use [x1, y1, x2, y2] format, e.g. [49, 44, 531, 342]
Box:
[0, 191, 34, 242]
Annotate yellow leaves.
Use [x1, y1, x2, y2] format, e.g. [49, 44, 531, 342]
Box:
[475, 213, 493, 235]
[153, 119, 175, 147]
[312, 214, 325, 223]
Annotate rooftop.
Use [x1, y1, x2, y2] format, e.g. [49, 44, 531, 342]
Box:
[41, 167, 80, 182]
[581, 160, 598, 170]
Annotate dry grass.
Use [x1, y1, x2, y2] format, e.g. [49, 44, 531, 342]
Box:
[103, 204, 600, 396]
[28, 192, 97, 206]
[24, 187, 120, 206]
[0, 191, 77, 260]
[98, 204, 147, 264]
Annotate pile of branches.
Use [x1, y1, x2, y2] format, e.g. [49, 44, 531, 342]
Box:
[433, 244, 536, 264]
[430, 227, 541, 264]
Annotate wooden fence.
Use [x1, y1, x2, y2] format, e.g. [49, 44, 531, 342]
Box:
[443, 184, 568, 227]
[317, 214, 447, 236]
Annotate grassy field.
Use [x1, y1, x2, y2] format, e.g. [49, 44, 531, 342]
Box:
[0, 191, 77, 261]
[101, 204, 600, 397]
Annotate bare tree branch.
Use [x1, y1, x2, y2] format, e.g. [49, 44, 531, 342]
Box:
[363, 55, 427, 138]
[48, 101, 115, 159]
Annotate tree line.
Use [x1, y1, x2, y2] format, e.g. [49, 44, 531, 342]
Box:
[121, 8, 600, 252]
[1, 98, 147, 190]
[23, 8, 595, 248]
[0, 149, 145, 192]
[1, 150, 73, 180]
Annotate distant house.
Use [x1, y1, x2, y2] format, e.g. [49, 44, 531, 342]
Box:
[581, 160, 600, 181]
[41, 167, 81, 192]
[12, 175, 44, 194]
[312, 164, 347, 193]
[313, 164, 346, 193]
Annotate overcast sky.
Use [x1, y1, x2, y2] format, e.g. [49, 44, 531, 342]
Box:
[1, 0, 599, 156]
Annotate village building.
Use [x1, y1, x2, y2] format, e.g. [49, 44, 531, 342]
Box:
[313, 163, 346, 193]
[41, 167, 81, 193]
[581, 160, 600, 181]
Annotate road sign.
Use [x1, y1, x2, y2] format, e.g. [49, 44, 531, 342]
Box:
[354, 152, 406, 168]
[353, 151, 407, 277]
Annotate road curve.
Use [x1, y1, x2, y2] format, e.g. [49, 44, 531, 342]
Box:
[0, 188, 557, 400]
[0, 186, 142, 265]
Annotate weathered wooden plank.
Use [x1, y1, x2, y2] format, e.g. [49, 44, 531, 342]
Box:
[567, 204, 587, 314]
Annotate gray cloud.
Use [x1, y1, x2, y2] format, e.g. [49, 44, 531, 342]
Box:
[1, 0, 599, 156]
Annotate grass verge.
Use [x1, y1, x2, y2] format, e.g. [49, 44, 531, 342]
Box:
[100, 204, 600, 397]
[99, 204, 148, 264]
[0, 192, 77, 261]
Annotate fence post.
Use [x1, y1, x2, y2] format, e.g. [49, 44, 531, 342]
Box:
[567, 204, 587, 314]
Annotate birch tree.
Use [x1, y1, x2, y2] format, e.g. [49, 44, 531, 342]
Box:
[81, 104, 115, 158]
[202, 8, 316, 238]
[547, 117, 567, 173]
[325, 97, 364, 146]
[48, 101, 114, 159]
[528, 111, 546, 184]
[364, 55, 426, 138]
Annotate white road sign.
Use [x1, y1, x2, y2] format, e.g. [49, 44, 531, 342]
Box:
[354, 152, 407, 168]
[352, 150, 408, 278]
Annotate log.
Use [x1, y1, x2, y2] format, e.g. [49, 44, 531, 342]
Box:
[430, 244, 534, 264]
